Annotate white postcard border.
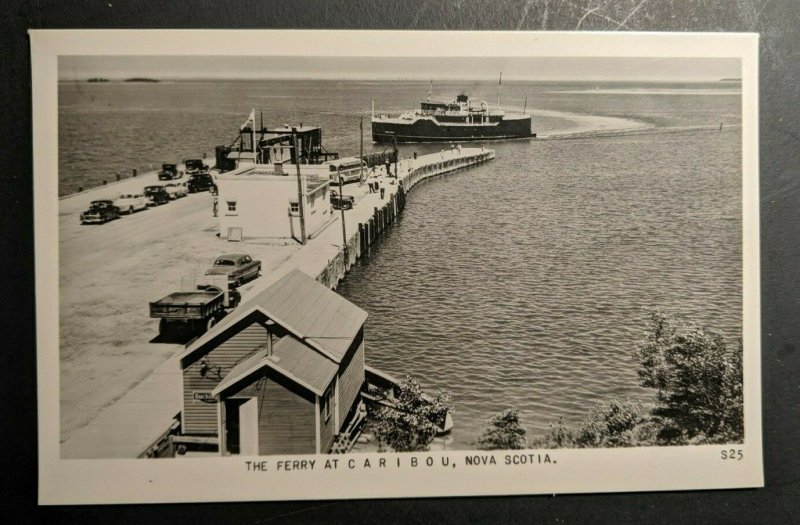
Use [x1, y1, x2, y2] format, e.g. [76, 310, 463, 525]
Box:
[32, 30, 762, 505]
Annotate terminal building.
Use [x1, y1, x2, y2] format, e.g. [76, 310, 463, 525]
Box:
[214, 118, 340, 242]
[216, 166, 332, 242]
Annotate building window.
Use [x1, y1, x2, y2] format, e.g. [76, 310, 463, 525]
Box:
[322, 386, 334, 422]
[289, 200, 299, 214]
[226, 201, 237, 213]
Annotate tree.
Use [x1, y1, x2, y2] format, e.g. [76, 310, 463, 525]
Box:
[372, 376, 451, 452]
[535, 311, 744, 449]
[476, 409, 528, 450]
[632, 311, 744, 444]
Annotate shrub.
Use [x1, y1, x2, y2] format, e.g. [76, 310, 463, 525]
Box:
[537, 401, 651, 448]
[476, 409, 528, 450]
[372, 376, 451, 452]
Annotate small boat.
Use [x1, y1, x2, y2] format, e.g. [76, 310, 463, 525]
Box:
[362, 365, 454, 435]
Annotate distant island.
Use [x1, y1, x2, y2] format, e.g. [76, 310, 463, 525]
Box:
[124, 78, 160, 83]
[719, 78, 742, 82]
[87, 77, 109, 83]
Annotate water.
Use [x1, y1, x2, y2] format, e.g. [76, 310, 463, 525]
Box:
[59, 79, 742, 447]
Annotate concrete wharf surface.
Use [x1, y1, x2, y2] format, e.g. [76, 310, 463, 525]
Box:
[59, 147, 493, 458]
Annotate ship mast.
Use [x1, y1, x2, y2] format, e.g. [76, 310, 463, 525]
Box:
[428, 78, 432, 102]
[497, 73, 502, 111]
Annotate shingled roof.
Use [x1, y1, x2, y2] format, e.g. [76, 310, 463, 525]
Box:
[212, 336, 338, 397]
[182, 269, 368, 363]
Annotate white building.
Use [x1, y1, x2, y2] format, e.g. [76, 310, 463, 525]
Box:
[216, 165, 332, 242]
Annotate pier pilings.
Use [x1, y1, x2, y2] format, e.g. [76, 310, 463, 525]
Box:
[316, 147, 494, 290]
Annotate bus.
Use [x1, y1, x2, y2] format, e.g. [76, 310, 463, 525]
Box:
[323, 157, 367, 185]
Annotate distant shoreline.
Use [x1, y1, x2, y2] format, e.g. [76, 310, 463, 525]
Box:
[124, 77, 160, 83]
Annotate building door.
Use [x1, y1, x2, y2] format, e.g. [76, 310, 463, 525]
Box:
[225, 397, 258, 455]
[239, 398, 259, 455]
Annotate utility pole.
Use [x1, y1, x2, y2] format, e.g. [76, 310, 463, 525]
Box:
[338, 173, 348, 264]
[292, 129, 306, 244]
[393, 136, 398, 179]
[359, 116, 364, 183]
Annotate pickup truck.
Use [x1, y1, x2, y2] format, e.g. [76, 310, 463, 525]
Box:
[330, 190, 355, 210]
[204, 253, 261, 288]
[150, 285, 240, 337]
[80, 200, 120, 224]
[185, 159, 209, 175]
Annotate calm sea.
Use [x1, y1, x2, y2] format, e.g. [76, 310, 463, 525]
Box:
[59, 79, 743, 447]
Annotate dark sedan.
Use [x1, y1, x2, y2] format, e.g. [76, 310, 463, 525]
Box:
[80, 200, 120, 224]
[144, 185, 170, 205]
[187, 173, 215, 193]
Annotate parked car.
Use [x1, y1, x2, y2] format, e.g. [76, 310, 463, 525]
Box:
[204, 254, 261, 288]
[114, 192, 149, 214]
[144, 185, 170, 206]
[187, 172, 215, 193]
[163, 181, 188, 199]
[157, 163, 181, 181]
[330, 189, 355, 210]
[185, 159, 209, 175]
[80, 200, 120, 224]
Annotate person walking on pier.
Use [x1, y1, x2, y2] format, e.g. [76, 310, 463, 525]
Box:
[211, 186, 219, 217]
[379, 178, 386, 200]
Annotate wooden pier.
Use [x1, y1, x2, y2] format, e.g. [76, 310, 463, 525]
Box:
[316, 146, 495, 289]
[58, 145, 493, 458]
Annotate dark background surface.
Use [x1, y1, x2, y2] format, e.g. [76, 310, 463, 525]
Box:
[1, 1, 798, 523]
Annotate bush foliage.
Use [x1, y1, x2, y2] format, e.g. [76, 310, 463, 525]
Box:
[534, 311, 744, 448]
[476, 408, 528, 450]
[373, 376, 451, 452]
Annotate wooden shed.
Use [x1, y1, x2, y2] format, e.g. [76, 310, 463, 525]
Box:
[177, 269, 367, 455]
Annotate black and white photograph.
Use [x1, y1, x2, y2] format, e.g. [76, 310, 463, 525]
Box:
[33, 30, 761, 504]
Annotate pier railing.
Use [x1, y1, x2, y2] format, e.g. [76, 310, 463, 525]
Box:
[316, 147, 494, 291]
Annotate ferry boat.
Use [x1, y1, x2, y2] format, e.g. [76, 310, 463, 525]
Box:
[372, 91, 535, 143]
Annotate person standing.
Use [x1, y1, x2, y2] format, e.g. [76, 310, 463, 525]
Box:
[211, 185, 218, 217]
[379, 177, 385, 199]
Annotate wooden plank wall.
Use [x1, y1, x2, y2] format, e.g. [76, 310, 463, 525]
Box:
[337, 329, 365, 430]
[230, 369, 317, 455]
[319, 387, 336, 453]
[181, 319, 270, 434]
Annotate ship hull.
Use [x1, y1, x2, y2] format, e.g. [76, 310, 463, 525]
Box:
[372, 115, 534, 143]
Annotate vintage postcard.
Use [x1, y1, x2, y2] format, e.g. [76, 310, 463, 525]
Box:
[32, 30, 761, 504]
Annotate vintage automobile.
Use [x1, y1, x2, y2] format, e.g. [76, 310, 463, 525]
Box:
[80, 199, 120, 224]
[204, 253, 261, 288]
[187, 172, 215, 193]
[157, 163, 180, 181]
[330, 189, 355, 210]
[144, 185, 170, 206]
[114, 192, 149, 214]
[184, 159, 209, 175]
[163, 181, 188, 199]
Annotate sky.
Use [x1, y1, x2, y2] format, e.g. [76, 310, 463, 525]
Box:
[59, 56, 741, 82]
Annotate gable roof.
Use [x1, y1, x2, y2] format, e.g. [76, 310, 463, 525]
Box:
[212, 336, 337, 397]
[181, 268, 368, 363]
